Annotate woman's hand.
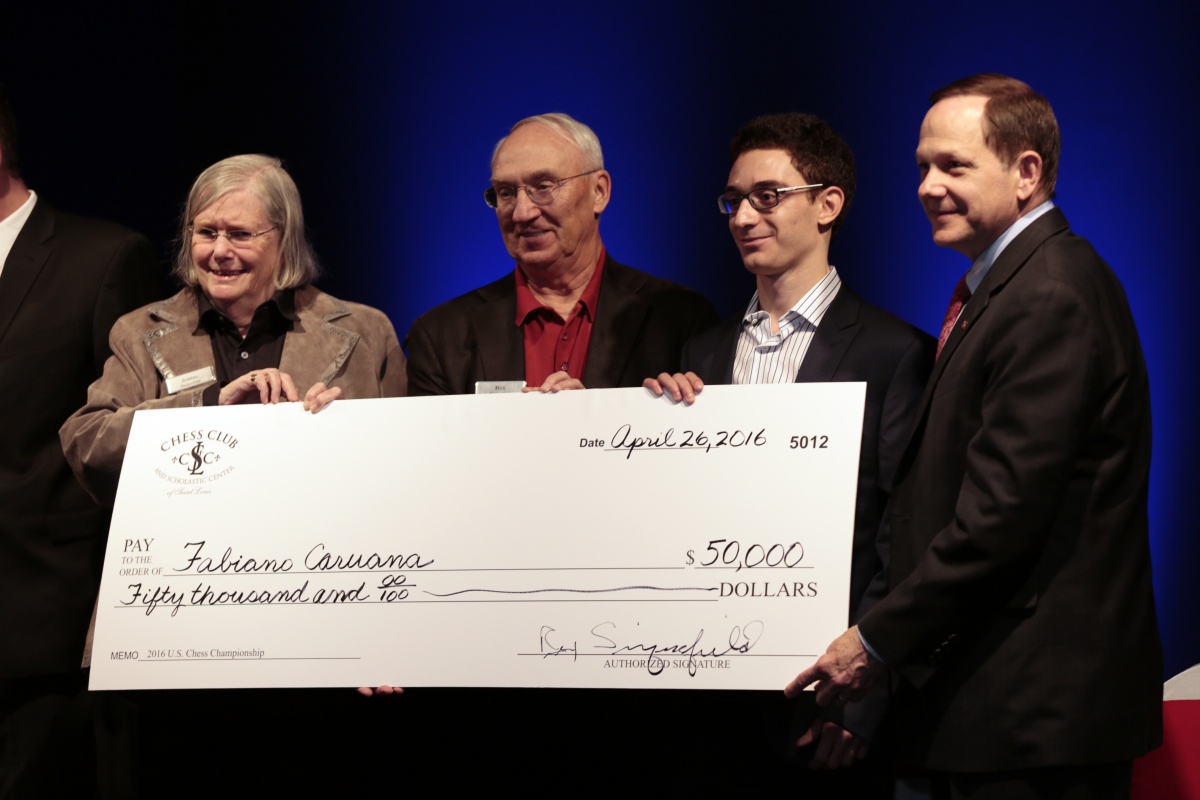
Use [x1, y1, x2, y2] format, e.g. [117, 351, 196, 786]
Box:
[219, 368, 300, 406]
[219, 370, 344, 413]
[303, 382, 343, 414]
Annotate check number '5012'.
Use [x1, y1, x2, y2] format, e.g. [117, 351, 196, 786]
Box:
[789, 435, 828, 449]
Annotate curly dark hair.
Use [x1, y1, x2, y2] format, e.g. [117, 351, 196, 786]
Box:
[730, 112, 856, 234]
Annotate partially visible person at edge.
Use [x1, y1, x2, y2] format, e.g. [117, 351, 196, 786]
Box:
[0, 82, 165, 799]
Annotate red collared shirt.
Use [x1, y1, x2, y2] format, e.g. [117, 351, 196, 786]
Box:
[514, 250, 605, 387]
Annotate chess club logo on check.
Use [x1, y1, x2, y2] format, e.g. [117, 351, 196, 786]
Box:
[154, 428, 241, 487]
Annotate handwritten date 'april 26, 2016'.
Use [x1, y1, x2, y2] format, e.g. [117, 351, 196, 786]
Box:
[582, 424, 830, 458]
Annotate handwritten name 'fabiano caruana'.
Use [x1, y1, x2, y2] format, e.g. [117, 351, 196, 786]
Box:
[175, 540, 434, 574]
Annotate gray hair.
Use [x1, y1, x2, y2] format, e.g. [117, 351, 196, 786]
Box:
[174, 154, 319, 289]
[490, 113, 604, 172]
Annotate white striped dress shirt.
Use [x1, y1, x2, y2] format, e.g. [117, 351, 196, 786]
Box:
[0, 190, 36, 281]
[732, 267, 841, 385]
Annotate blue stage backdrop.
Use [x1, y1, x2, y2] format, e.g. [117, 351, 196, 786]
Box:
[4, 0, 1195, 678]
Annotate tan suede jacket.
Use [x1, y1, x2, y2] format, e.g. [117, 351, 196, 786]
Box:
[60, 285, 406, 505]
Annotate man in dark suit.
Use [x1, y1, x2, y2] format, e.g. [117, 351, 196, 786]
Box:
[647, 113, 933, 795]
[405, 112, 716, 395]
[790, 75, 1162, 799]
[0, 87, 164, 796]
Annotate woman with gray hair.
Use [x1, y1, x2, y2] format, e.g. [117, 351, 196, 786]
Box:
[61, 154, 406, 504]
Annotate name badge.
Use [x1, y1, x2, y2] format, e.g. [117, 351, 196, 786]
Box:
[475, 380, 525, 394]
[165, 366, 217, 396]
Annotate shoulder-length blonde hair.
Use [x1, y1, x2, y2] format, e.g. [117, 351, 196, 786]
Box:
[174, 154, 320, 289]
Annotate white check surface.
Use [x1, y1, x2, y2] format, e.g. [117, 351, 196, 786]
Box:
[90, 384, 865, 690]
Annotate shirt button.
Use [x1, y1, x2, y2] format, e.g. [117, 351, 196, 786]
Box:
[560, 362, 568, 371]
[562, 334, 568, 341]
[240, 352, 249, 360]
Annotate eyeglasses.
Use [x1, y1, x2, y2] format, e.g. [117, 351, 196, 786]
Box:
[190, 226, 277, 247]
[484, 169, 600, 209]
[717, 184, 825, 214]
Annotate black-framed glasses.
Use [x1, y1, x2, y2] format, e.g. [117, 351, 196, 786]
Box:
[717, 184, 825, 214]
[484, 169, 600, 209]
[190, 226, 277, 247]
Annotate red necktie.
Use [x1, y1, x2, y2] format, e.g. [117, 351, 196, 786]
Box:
[936, 276, 971, 361]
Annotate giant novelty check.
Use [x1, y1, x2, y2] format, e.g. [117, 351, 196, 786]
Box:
[89, 384, 865, 691]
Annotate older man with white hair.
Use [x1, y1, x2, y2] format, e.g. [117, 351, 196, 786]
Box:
[406, 112, 716, 395]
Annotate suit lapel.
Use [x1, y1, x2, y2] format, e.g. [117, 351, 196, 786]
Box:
[140, 293, 216, 381]
[583, 258, 650, 388]
[899, 208, 1072, 465]
[795, 283, 862, 383]
[713, 316, 740, 383]
[471, 276, 524, 382]
[928, 208, 1070, 379]
[280, 287, 361, 388]
[0, 200, 54, 348]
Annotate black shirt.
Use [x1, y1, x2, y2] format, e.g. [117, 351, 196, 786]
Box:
[195, 289, 296, 405]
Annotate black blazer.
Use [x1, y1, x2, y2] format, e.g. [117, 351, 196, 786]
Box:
[682, 280, 933, 744]
[858, 208, 1163, 770]
[405, 256, 717, 394]
[683, 281, 934, 621]
[0, 199, 163, 678]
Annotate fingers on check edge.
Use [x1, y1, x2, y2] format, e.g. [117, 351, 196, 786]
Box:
[306, 385, 343, 414]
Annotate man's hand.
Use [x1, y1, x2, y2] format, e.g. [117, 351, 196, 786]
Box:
[642, 371, 704, 404]
[303, 382, 344, 413]
[522, 371, 585, 392]
[356, 684, 404, 698]
[219, 368, 300, 406]
[796, 719, 869, 769]
[784, 626, 885, 707]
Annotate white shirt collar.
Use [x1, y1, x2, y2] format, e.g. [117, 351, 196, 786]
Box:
[743, 266, 842, 333]
[0, 190, 38, 280]
[965, 199, 1055, 294]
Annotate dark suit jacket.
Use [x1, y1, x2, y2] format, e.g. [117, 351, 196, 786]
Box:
[0, 199, 163, 678]
[858, 208, 1162, 771]
[398, 260, 714, 784]
[683, 280, 934, 744]
[684, 282, 933, 621]
[405, 256, 717, 394]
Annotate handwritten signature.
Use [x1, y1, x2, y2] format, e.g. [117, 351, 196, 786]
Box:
[539, 620, 763, 676]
